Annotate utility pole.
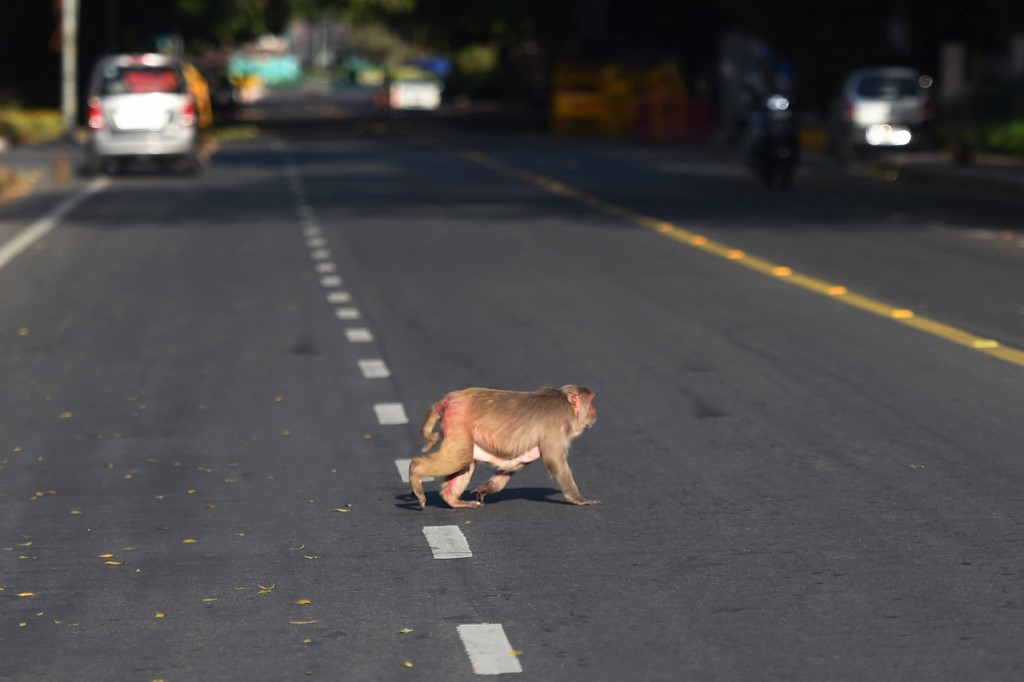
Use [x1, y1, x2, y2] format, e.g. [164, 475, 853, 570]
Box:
[61, 0, 80, 138]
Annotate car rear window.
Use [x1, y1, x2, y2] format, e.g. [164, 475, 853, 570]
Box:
[855, 77, 918, 99]
[102, 67, 183, 95]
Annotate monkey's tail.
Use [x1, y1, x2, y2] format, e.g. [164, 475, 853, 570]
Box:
[420, 398, 447, 453]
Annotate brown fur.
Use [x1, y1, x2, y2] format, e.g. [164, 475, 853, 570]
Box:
[409, 385, 598, 509]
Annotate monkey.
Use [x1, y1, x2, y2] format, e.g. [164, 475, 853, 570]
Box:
[408, 385, 598, 509]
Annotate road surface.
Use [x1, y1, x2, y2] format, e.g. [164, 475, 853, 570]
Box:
[2, 97, 1024, 680]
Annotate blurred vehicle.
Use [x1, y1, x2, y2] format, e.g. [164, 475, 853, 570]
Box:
[828, 67, 934, 158]
[377, 76, 443, 111]
[85, 53, 205, 174]
[746, 92, 800, 188]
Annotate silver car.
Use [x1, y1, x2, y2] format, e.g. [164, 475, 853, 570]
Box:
[85, 53, 201, 173]
[829, 66, 934, 157]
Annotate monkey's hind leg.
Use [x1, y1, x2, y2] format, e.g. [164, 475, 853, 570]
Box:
[472, 472, 513, 504]
[408, 438, 477, 509]
[440, 462, 480, 509]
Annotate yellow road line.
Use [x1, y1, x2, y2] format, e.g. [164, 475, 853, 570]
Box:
[445, 144, 1024, 368]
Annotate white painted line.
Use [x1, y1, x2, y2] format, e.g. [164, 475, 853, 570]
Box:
[311, 248, 331, 260]
[326, 290, 352, 304]
[315, 261, 338, 274]
[297, 205, 313, 219]
[345, 328, 374, 343]
[320, 275, 343, 288]
[335, 307, 361, 320]
[0, 177, 110, 272]
[457, 624, 522, 674]
[303, 225, 322, 238]
[422, 526, 473, 560]
[307, 236, 327, 248]
[395, 458, 433, 483]
[374, 403, 408, 425]
[358, 358, 390, 378]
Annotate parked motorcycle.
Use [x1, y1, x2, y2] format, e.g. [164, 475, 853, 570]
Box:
[746, 93, 800, 189]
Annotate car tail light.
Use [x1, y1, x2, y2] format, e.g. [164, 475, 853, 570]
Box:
[87, 97, 104, 129]
[180, 97, 197, 127]
[842, 99, 854, 121]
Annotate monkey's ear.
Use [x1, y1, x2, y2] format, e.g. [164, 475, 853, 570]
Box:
[566, 390, 581, 408]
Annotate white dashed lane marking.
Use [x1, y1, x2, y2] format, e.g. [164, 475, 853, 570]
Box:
[422, 526, 473, 559]
[374, 403, 409, 425]
[345, 328, 375, 343]
[334, 307, 361, 320]
[281, 145, 522, 676]
[457, 624, 523, 674]
[357, 359, 390, 379]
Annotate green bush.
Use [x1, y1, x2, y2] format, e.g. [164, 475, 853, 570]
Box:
[982, 120, 1024, 155]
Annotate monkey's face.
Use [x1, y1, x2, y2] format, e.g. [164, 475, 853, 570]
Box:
[582, 400, 597, 429]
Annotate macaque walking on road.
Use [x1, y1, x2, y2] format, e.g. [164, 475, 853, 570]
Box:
[409, 385, 599, 509]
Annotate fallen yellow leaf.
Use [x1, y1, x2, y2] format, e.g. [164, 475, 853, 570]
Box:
[330, 508, 350, 513]
[16, 592, 35, 597]
[295, 599, 312, 605]
[403, 662, 413, 668]
[59, 411, 73, 419]
[399, 628, 414, 634]
[182, 538, 198, 544]
[258, 584, 275, 594]
[69, 510, 82, 515]
[104, 561, 125, 566]
[290, 620, 317, 625]
[155, 612, 165, 619]
[98, 553, 114, 558]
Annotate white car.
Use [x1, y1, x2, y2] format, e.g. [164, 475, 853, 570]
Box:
[383, 78, 443, 111]
[828, 67, 935, 157]
[85, 53, 202, 174]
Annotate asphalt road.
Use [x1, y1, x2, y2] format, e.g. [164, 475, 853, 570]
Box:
[2, 99, 1024, 681]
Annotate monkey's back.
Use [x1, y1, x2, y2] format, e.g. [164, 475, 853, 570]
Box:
[440, 387, 574, 457]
